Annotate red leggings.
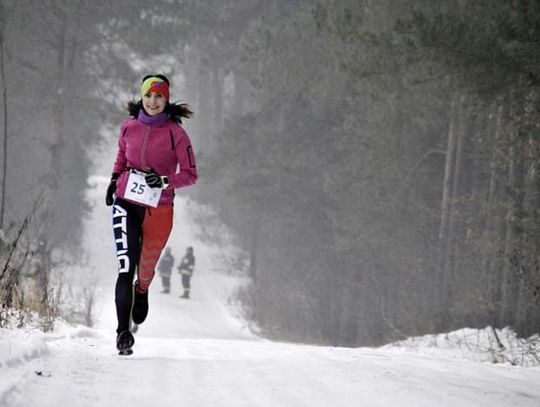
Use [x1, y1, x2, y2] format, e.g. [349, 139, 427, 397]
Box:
[140, 205, 173, 290]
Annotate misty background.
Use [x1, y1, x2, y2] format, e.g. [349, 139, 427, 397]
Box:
[0, 0, 539, 347]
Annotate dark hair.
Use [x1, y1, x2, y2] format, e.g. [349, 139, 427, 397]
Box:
[127, 74, 194, 124]
[142, 73, 170, 85]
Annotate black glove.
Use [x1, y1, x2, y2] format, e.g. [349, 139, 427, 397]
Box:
[105, 173, 120, 206]
[145, 170, 168, 189]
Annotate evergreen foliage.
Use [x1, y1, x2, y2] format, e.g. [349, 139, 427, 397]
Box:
[2, 0, 539, 343]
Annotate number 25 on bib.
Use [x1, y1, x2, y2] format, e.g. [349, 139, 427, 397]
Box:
[124, 172, 161, 207]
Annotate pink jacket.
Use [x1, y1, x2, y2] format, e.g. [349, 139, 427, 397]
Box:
[112, 114, 197, 206]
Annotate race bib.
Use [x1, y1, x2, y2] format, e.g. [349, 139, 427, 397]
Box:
[124, 172, 161, 207]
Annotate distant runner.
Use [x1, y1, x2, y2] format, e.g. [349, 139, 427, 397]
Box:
[178, 247, 195, 299]
[158, 247, 175, 294]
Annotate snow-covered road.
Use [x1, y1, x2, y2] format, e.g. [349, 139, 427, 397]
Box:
[2, 180, 540, 406]
[2, 275, 540, 407]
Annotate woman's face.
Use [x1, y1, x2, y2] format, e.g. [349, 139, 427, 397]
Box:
[142, 92, 166, 116]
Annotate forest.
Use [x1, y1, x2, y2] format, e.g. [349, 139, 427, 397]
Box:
[0, 0, 539, 346]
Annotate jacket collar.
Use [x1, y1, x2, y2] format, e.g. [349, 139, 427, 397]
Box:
[138, 110, 169, 126]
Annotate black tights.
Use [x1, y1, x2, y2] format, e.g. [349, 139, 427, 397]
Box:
[112, 198, 145, 333]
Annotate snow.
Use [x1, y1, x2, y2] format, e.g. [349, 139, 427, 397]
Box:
[2, 306, 540, 406]
[382, 327, 540, 367]
[2, 294, 540, 407]
[1, 177, 540, 406]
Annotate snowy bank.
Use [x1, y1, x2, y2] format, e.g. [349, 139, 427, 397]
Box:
[382, 326, 540, 366]
[0, 321, 101, 368]
[0, 327, 49, 369]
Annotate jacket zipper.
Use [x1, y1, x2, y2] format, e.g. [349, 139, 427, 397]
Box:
[140, 126, 150, 169]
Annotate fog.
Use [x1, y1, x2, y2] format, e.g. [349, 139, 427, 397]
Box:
[1, 0, 539, 347]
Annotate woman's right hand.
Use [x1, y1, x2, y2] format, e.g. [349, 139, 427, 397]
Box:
[105, 173, 120, 206]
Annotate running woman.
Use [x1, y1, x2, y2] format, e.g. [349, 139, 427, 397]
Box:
[105, 74, 197, 354]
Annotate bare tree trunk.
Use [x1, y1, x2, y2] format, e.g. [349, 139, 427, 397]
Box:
[35, 1, 68, 257]
[391, 61, 406, 162]
[500, 89, 525, 325]
[482, 105, 504, 276]
[340, 266, 360, 345]
[437, 93, 459, 327]
[83, 286, 95, 327]
[248, 216, 262, 325]
[481, 103, 506, 323]
[445, 94, 467, 311]
[499, 0, 522, 332]
[40, 0, 83, 245]
[0, 2, 7, 230]
[320, 258, 340, 346]
[249, 218, 260, 286]
[49, 7, 67, 186]
[514, 136, 537, 329]
[500, 140, 522, 324]
[514, 88, 540, 330]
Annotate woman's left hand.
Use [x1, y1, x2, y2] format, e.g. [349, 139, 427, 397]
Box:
[145, 170, 168, 189]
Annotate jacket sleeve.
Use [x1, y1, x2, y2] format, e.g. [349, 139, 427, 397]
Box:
[112, 121, 129, 175]
[169, 126, 197, 189]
